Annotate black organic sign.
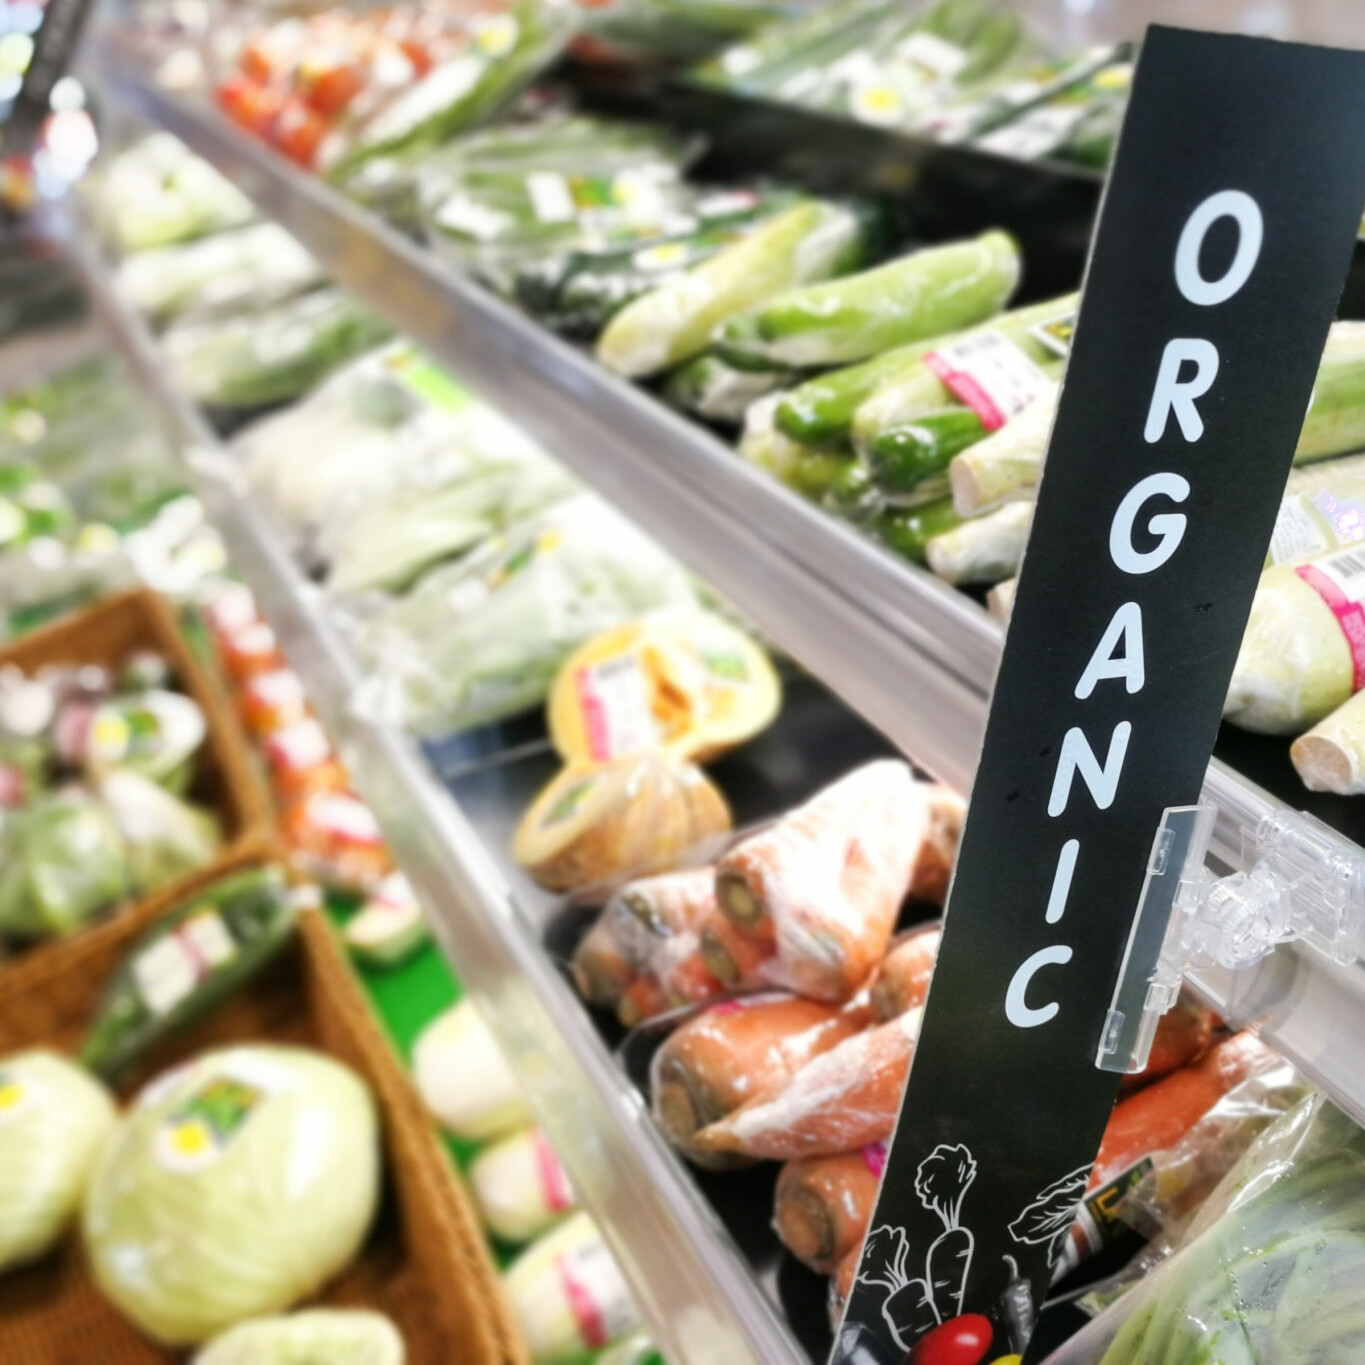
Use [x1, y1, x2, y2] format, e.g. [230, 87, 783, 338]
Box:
[834, 26, 1365, 1365]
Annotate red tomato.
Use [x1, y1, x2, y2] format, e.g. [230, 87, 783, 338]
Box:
[906, 1315, 994, 1365]
[272, 97, 327, 168]
[215, 78, 285, 136]
[300, 62, 365, 118]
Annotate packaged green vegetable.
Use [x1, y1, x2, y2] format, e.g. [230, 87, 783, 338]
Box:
[82, 689, 207, 794]
[504, 1212, 643, 1363]
[597, 200, 868, 377]
[948, 380, 1057, 514]
[0, 790, 129, 938]
[738, 394, 856, 502]
[344, 872, 429, 968]
[1293, 690, 1365, 794]
[84, 1044, 380, 1346]
[193, 1310, 405, 1365]
[99, 769, 221, 896]
[714, 230, 1020, 370]
[663, 353, 792, 423]
[413, 999, 531, 1141]
[81, 867, 297, 1083]
[0, 1051, 116, 1271]
[925, 499, 1032, 585]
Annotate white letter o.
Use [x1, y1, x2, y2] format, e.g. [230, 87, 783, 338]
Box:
[1175, 190, 1263, 306]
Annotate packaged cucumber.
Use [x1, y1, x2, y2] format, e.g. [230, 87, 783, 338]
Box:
[870, 496, 964, 564]
[739, 394, 858, 502]
[598, 200, 869, 377]
[924, 499, 1032, 585]
[81, 866, 298, 1082]
[664, 353, 793, 423]
[715, 230, 1020, 370]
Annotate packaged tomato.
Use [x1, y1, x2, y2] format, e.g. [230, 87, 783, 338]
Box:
[219, 619, 288, 685]
[282, 786, 392, 892]
[264, 717, 348, 798]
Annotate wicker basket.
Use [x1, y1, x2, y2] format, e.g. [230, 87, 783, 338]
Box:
[0, 852, 527, 1365]
[0, 587, 274, 1002]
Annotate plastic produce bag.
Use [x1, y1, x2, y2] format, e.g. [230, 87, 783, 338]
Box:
[1044, 1092, 1365, 1364]
[470, 1125, 577, 1244]
[350, 493, 696, 735]
[413, 999, 531, 1141]
[193, 1310, 405, 1365]
[84, 1044, 380, 1346]
[0, 1051, 116, 1271]
[98, 769, 221, 896]
[163, 287, 392, 410]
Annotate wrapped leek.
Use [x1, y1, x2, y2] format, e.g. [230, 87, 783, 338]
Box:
[713, 230, 1021, 370]
[949, 380, 1058, 514]
[1292, 691, 1365, 794]
[596, 201, 868, 377]
[925, 500, 1032, 585]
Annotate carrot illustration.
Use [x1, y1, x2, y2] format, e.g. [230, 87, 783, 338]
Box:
[1117, 992, 1216, 1094]
[693, 1009, 919, 1161]
[774, 1145, 884, 1273]
[651, 993, 870, 1163]
[915, 1144, 978, 1322]
[714, 761, 931, 1000]
[870, 923, 942, 1021]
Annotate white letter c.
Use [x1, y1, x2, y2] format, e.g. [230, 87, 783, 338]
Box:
[1006, 944, 1074, 1028]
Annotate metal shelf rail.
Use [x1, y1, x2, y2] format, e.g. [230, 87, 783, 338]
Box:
[83, 44, 1365, 1326]
[67, 227, 807, 1365]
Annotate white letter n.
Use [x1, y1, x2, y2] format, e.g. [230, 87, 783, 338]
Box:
[1048, 722, 1133, 817]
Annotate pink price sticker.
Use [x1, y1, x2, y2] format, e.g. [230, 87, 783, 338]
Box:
[924, 330, 1050, 431]
[534, 1129, 575, 1213]
[862, 1141, 889, 1178]
[1297, 562, 1365, 690]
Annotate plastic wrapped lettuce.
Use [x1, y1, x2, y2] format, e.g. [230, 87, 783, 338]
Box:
[351, 494, 696, 734]
[0, 790, 129, 938]
[94, 134, 256, 252]
[1047, 1093, 1365, 1365]
[116, 223, 323, 326]
[84, 1044, 380, 1346]
[413, 999, 531, 1141]
[163, 287, 392, 410]
[0, 1051, 116, 1271]
[98, 769, 221, 896]
[194, 1310, 404, 1365]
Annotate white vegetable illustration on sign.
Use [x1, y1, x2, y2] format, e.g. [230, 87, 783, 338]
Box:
[1008, 1163, 1088, 1267]
[856, 1143, 978, 1349]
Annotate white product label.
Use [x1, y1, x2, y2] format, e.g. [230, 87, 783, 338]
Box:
[268, 718, 332, 773]
[1029, 312, 1076, 359]
[896, 31, 968, 78]
[978, 104, 1083, 160]
[527, 171, 575, 224]
[134, 911, 238, 1017]
[557, 1239, 641, 1350]
[924, 330, 1051, 430]
[249, 670, 305, 711]
[575, 653, 659, 762]
[308, 792, 383, 846]
[1269, 497, 1332, 565]
[1309, 546, 1365, 599]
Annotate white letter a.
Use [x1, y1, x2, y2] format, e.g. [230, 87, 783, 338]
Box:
[1075, 602, 1145, 700]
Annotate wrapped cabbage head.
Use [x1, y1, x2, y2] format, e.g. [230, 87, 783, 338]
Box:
[84, 1044, 380, 1346]
[0, 1050, 116, 1271]
[194, 1309, 404, 1365]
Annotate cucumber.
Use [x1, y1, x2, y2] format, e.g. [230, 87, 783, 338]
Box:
[850, 291, 1077, 454]
[864, 406, 988, 493]
[738, 394, 855, 500]
[872, 497, 964, 564]
[597, 201, 868, 378]
[663, 354, 791, 423]
[714, 230, 1021, 370]
[822, 460, 884, 522]
[81, 867, 297, 1082]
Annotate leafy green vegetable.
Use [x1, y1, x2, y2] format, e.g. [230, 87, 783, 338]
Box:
[0, 1051, 116, 1271]
[84, 1044, 380, 1346]
[193, 1309, 405, 1365]
[98, 769, 221, 896]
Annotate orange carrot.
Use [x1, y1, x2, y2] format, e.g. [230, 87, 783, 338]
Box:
[651, 994, 870, 1164]
[910, 784, 965, 903]
[832, 1241, 862, 1313]
[714, 762, 930, 1001]
[870, 924, 941, 1022]
[699, 909, 774, 986]
[694, 1010, 920, 1161]
[1089, 1031, 1279, 1191]
[1117, 994, 1217, 1094]
[775, 1145, 885, 1274]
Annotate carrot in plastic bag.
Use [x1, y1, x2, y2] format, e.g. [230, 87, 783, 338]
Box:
[832, 1241, 860, 1315]
[1117, 992, 1217, 1094]
[775, 1143, 885, 1274]
[714, 761, 930, 1001]
[910, 784, 965, 903]
[651, 993, 870, 1165]
[1090, 1030, 1280, 1191]
[870, 923, 941, 1022]
[698, 907, 775, 986]
[694, 1008, 921, 1161]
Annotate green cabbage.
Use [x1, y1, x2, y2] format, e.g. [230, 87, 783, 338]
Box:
[84, 1045, 380, 1346]
[193, 1309, 405, 1364]
[0, 1051, 116, 1270]
[99, 769, 221, 894]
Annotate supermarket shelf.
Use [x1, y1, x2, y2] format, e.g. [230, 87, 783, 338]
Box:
[88, 43, 1365, 1275]
[67, 228, 808, 1365]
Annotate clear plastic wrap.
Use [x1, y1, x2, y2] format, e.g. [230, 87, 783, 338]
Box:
[650, 991, 870, 1167]
[691, 1007, 920, 1161]
[774, 1143, 885, 1273]
[348, 494, 696, 736]
[869, 922, 941, 1022]
[709, 760, 931, 1001]
[1044, 1092, 1365, 1365]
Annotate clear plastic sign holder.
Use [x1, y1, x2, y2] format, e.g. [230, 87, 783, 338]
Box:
[1099, 803, 1365, 1074]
